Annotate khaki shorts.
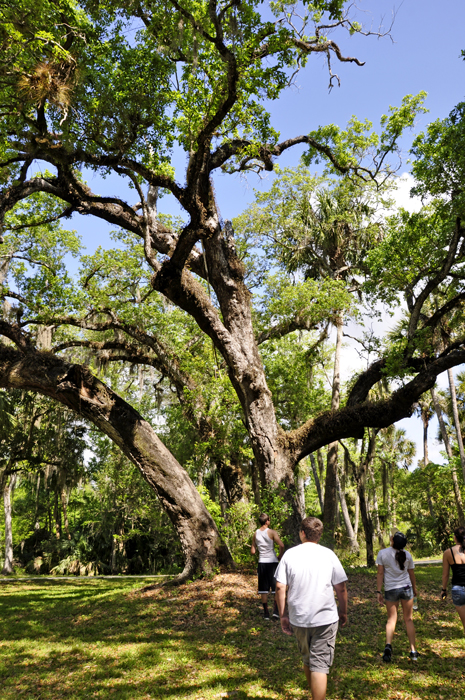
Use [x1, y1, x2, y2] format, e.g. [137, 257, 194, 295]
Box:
[293, 621, 338, 674]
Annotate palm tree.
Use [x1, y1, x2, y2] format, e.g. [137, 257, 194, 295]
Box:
[430, 384, 464, 524]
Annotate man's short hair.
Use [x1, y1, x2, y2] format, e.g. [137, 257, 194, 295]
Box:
[300, 516, 323, 542]
[258, 513, 270, 526]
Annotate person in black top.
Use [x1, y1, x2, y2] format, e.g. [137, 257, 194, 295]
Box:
[441, 526, 465, 632]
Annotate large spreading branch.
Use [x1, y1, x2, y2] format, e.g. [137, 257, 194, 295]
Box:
[0, 340, 232, 580]
[286, 347, 465, 462]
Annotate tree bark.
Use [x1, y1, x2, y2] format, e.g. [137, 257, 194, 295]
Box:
[54, 489, 61, 539]
[310, 453, 324, 513]
[336, 472, 359, 552]
[317, 450, 325, 504]
[217, 458, 247, 505]
[431, 386, 464, 524]
[322, 315, 343, 547]
[448, 368, 465, 485]
[61, 488, 71, 540]
[368, 463, 384, 548]
[0, 346, 233, 581]
[2, 474, 16, 575]
[34, 472, 41, 530]
[296, 470, 306, 520]
[420, 406, 436, 519]
[358, 476, 375, 567]
[342, 429, 378, 566]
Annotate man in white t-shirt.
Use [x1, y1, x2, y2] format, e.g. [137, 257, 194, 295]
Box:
[275, 516, 348, 700]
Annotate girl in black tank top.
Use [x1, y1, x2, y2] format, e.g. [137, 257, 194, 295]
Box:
[441, 526, 465, 633]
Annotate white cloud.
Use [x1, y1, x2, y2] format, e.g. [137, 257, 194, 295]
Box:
[392, 173, 423, 213]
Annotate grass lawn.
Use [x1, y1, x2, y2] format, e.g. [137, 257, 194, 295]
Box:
[1, 565, 464, 700]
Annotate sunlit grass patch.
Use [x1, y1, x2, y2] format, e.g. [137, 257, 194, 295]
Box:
[0, 567, 464, 699]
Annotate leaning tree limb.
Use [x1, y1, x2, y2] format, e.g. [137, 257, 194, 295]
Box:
[0, 342, 233, 583]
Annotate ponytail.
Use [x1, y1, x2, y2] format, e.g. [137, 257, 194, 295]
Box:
[392, 531, 408, 570]
[454, 526, 465, 553]
[395, 550, 407, 571]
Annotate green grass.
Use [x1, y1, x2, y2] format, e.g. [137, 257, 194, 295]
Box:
[0, 566, 464, 700]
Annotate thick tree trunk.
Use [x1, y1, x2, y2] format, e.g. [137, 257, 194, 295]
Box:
[2, 475, 16, 575]
[431, 386, 464, 524]
[310, 453, 324, 513]
[0, 347, 233, 581]
[448, 368, 465, 485]
[157, 220, 304, 536]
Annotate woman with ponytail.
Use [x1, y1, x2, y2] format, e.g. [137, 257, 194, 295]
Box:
[441, 526, 465, 631]
[376, 531, 419, 662]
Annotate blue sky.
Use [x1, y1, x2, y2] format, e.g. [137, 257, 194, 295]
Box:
[63, 0, 465, 464]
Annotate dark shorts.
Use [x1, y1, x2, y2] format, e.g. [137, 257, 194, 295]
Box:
[451, 585, 465, 607]
[257, 562, 278, 593]
[384, 585, 413, 602]
[293, 621, 338, 674]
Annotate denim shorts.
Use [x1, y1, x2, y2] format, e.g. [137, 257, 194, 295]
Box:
[384, 585, 413, 602]
[451, 585, 465, 607]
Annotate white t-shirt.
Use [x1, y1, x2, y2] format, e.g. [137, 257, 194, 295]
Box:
[275, 542, 347, 627]
[376, 547, 414, 590]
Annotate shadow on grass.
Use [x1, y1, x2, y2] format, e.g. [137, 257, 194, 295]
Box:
[1, 566, 464, 699]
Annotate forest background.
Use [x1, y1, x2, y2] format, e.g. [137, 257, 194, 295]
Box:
[2, 0, 465, 578]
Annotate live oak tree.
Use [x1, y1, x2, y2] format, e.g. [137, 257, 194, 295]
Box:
[3, 0, 465, 576]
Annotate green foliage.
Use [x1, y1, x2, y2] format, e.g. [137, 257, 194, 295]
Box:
[0, 0, 357, 183]
[222, 500, 258, 564]
[411, 101, 465, 209]
[260, 333, 330, 429]
[303, 92, 428, 177]
[197, 484, 223, 530]
[400, 461, 464, 556]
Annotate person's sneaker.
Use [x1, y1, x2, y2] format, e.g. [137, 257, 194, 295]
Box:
[382, 644, 392, 663]
[263, 612, 270, 620]
[272, 611, 280, 619]
[409, 651, 419, 662]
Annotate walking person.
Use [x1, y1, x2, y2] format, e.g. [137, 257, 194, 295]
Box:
[376, 530, 419, 662]
[251, 512, 284, 620]
[440, 526, 465, 632]
[275, 517, 348, 700]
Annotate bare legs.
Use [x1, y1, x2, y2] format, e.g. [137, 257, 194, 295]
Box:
[385, 598, 416, 652]
[401, 598, 416, 652]
[455, 604, 465, 631]
[385, 600, 398, 644]
[303, 665, 327, 700]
